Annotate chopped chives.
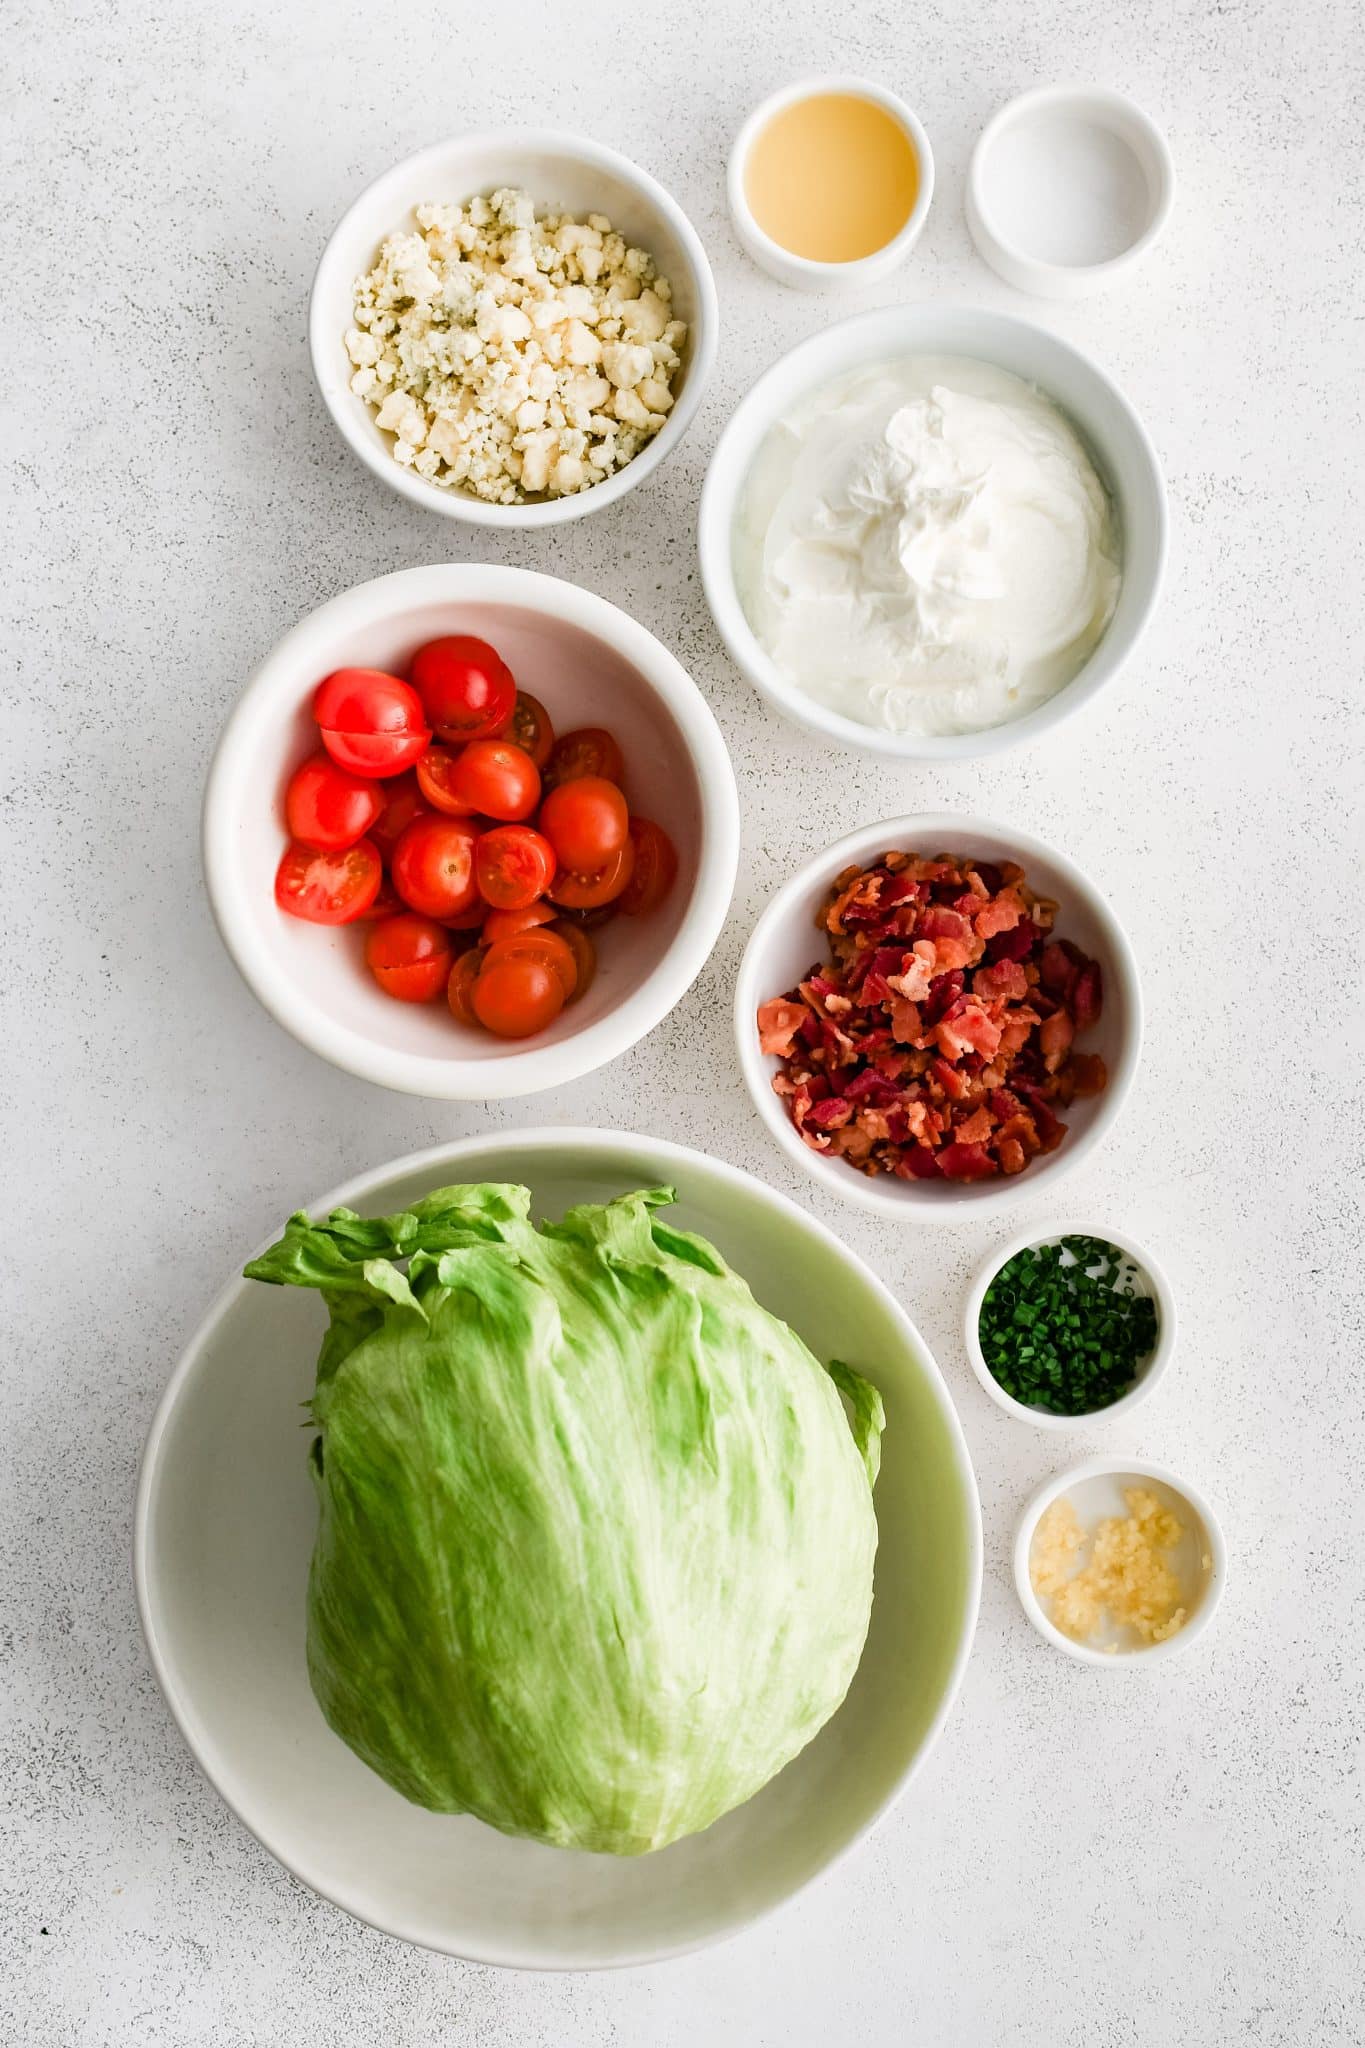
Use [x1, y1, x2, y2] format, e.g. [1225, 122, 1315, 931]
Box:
[977, 1236, 1158, 1416]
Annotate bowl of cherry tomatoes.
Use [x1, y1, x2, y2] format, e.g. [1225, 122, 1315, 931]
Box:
[204, 565, 740, 1097]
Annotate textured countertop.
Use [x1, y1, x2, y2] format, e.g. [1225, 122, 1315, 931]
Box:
[4, 1, 1362, 2042]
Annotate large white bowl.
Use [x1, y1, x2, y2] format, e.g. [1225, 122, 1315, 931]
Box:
[734, 814, 1142, 1220]
[203, 565, 739, 1099]
[134, 1129, 982, 1969]
[310, 131, 718, 528]
[698, 304, 1167, 760]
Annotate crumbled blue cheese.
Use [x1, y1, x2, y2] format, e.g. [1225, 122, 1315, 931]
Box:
[346, 187, 687, 503]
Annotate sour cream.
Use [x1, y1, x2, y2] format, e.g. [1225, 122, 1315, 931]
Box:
[735, 356, 1122, 737]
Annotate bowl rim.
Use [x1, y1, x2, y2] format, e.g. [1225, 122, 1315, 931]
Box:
[733, 811, 1144, 1220]
[308, 128, 720, 529]
[962, 1220, 1177, 1430]
[697, 301, 1168, 760]
[726, 74, 936, 286]
[1012, 1454, 1228, 1666]
[202, 564, 740, 1099]
[132, 1125, 984, 1970]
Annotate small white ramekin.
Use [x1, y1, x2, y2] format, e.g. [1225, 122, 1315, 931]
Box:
[1014, 1458, 1227, 1666]
[964, 1223, 1176, 1430]
[310, 131, 718, 528]
[727, 77, 934, 291]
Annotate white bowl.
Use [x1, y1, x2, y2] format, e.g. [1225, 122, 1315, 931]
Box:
[203, 565, 739, 1099]
[727, 77, 934, 291]
[734, 813, 1142, 1220]
[134, 1128, 982, 1968]
[309, 131, 718, 528]
[1014, 1457, 1227, 1665]
[967, 86, 1175, 301]
[964, 1222, 1176, 1430]
[698, 304, 1166, 760]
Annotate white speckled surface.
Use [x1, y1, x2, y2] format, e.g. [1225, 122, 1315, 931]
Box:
[4, 1, 1363, 2040]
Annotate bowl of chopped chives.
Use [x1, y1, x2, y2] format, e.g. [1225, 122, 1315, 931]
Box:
[964, 1225, 1175, 1430]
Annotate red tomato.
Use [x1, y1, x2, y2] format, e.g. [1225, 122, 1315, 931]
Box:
[313, 669, 430, 778]
[357, 876, 404, 920]
[475, 826, 556, 910]
[368, 772, 431, 857]
[446, 948, 485, 1027]
[448, 739, 540, 822]
[473, 950, 566, 1038]
[547, 727, 626, 789]
[285, 752, 384, 852]
[552, 921, 597, 1005]
[482, 902, 557, 944]
[539, 776, 628, 873]
[416, 746, 479, 817]
[507, 691, 554, 770]
[482, 929, 578, 1002]
[548, 837, 635, 911]
[391, 816, 481, 921]
[363, 914, 454, 1003]
[410, 636, 516, 741]
[618, 817, 679, 916]
[274, 838, 382, 924]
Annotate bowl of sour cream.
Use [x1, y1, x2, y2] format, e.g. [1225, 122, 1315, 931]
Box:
[699, 307, 1166, 760]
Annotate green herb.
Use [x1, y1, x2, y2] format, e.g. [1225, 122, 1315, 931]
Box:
[977, 1235, 1159, 1416]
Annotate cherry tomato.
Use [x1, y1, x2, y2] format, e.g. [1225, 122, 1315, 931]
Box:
[552, 921, 597, 1005]
[548, 837, 635, 911]
[416, 746, 479, 817]
[447, 948, 485, 1027]
[482, 902, 557, 944]
[507, 691, 554, 770]
[391, 816, 481, 922]
[410, 636, 516, 741]
[285, 752, 384, 852]
[363, 913, 454, 1003]
[539, 776, 628, 874]
[547, 727, 626, 789]
[274, 837, 382, 924]
[447, 739, 540, 822]
[473, 950, 566, 1038]
[357, 876, 404, 920]
[368, 773, 431, 857]
[618, 817, 680, 916]
[482, 929, 578, 1002]
[313, 669, 430, 778]
[475, 826, 556, 910]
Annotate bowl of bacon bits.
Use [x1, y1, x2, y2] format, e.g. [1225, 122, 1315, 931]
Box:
[204, 565, 739, 1099]
[735, 816, 1141, 1216]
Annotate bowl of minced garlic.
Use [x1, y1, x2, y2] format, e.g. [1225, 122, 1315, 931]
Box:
[1014, 1458, 1226, 1664]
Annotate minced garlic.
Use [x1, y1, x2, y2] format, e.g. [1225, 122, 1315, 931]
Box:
[1031, 1489, 1189, 1648]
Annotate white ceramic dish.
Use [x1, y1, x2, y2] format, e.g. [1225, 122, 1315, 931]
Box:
[964, 1223, 1176, 1429]
[134, 1128, 982, 1969]
[727, 77, 934, 291]
[203, 565, 739, 1099]
[309, 131, 718, 527]
[967, 87, 1175, 301]
[734, 814, 1142, 1221]
[698, 304, 1166, 761]
[1014, 1457, 1226, 1665]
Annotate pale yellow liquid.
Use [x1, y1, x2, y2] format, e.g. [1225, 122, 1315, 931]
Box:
[745, 93, 920, 263]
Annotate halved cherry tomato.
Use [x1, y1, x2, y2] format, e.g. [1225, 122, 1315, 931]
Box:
[552, 921, 597, 1005]
[416, 746, 478, 817]
[363, 913, 454, 1003]
[476, 826, 556, 910]
[482, 929, 578, 1002]
[548, 836, 635, 910]
[285, 752, 385, 852]
[368, 772, 431, 857]
[410, 637, 516, 742]
[546, 727, 626, 789]
[313, 669, 430, 778]
[538, 775, 628, 874]
[274, 837, 382, 924]
[507, 691, 554, 771]
[473, 949, 566, 1038]
[618, 817, 679, 916]
[391, 816, 481, 921]
[447, 948, 484, 1027]
[482, 902, 557, 945]
[447, 739, 540, 821]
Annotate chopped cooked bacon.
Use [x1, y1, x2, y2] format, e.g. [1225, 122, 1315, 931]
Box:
[757, 998, 806, 1058]
[975, 888, 1025, 939]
